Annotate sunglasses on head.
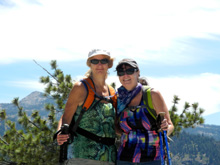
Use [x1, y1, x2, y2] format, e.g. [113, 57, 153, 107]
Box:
[90, 59, 109, 65]
[117, 68, 138, 76]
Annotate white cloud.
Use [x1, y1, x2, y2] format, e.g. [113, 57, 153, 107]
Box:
[8, 80, 45, 91]
[0, 0, 220, 64]
[148, 73, 220, 116]
[107, 73, 220, 116]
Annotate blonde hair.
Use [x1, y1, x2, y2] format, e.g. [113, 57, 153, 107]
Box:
[84, 69, 92, 78]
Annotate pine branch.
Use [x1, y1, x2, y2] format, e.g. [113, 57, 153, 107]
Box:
[13, 98, 41, 129]
[0, 135, 8, 145]
[28, 118, 40, 129]
[33, 59, 59, 83]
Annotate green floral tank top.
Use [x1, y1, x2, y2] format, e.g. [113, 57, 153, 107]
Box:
[67, 99, 116, 163]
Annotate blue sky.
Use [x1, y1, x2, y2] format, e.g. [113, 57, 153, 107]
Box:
[0, 0, 220, 124]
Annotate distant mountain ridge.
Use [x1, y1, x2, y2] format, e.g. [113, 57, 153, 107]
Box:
[184, 124, 220, 141]
[0, 91, 61, 136]
[203, 111, 220, 125]
[20, 91, 50, 106]
[0, 91, 55, 115]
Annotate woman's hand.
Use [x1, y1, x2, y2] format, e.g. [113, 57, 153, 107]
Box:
[160, 118, 169, 131]
[57, 133, 69, 146]
[160, 118, 173, 135]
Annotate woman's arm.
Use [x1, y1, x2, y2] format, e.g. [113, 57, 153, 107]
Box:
[56, 81, 86, 145]
[62, 81, 86, 125]
[57, 115, 63, 131]
[151, 89, 174, 136]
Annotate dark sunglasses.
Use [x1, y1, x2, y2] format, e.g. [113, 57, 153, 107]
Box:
[117, 68, 138, 76]
[90, 59, 109, 64]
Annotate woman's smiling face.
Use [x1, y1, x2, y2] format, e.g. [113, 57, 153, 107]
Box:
[118, 64, 139, 91]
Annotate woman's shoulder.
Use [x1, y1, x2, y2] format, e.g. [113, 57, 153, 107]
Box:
[69, 80, 87, 97]
[150, 88, 163, 99]
[74, 80, 85, 88]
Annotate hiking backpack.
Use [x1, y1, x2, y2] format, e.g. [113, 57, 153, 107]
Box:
[118, 85, 157, 130]
[68, 77, 117, 145]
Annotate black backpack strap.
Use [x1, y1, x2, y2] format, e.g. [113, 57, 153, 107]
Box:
[74, 127, 115, 146]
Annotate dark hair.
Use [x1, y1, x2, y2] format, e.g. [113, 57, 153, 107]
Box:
[139, 77, 149, 85]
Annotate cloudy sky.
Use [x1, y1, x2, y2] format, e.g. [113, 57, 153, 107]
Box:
[1, 0, 220, 124]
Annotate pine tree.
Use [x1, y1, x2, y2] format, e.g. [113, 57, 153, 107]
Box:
[169, 96, 205, 136]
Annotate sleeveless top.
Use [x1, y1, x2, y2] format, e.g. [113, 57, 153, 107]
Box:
[117, 97, 161, 163]
[67, 99, 116, 163]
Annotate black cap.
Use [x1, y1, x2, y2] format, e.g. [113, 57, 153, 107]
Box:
[116, 58, 139, 70]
